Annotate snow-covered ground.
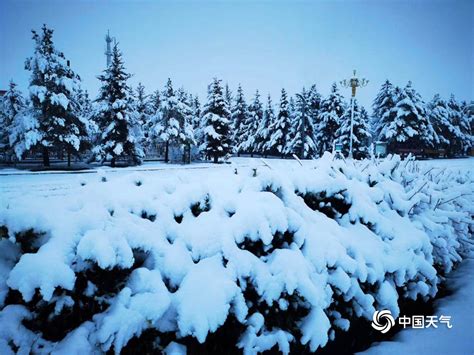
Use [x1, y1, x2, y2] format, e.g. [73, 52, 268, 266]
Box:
[1, 157, 472, 201]
[417, 157, 474, 173]
[361, 255, 474, 355]
[0, 157, 304, 200]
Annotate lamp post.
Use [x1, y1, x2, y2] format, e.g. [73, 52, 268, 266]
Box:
[295, 92, 307, 159]
[340, 70, 368, 159]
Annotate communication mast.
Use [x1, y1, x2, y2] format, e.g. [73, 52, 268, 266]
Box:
[105, 30, 113, 68]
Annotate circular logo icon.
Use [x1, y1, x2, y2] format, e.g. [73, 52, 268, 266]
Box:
[371, 310, 395, 333]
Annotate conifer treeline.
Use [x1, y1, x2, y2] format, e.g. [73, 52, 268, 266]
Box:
[1, 25, 472, 166]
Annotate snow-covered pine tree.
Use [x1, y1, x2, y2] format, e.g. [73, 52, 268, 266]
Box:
[225, 83, 233, 112]
[74, 87, 92, 126]
[447, 95, 471, 155]
[150, 89, 162, 114]
[308, 85, 322, 114]
[265, 88, 291, 157]
[379, 82, 434, 152]
[284, 96, 297, 154]
[255, 94, 275, 156]
[231, 84, 249, 156]
[201, 78, 232, 163]
[314, 83, 345, 155]
[462, 101, 474, 153]
[371, 80, 395, 140]
[336, 99, 372, 159]
[287, 88, 318, 158]
[190, 95, 203, 147]
[176, 88, 195, 163]
[146, 89, 162, 156]
[308, 84, 322, 154]
[240, 90, 263, 155]
[71, 85, 94, 163]
[427, 94, 451, 154]
[25, 25, 89, 167]
[135, 83, 151, 129]
[92, 42, 143, 167]
[0, 81, 26, 162]
[8, 104, 41, 161]
[133, 83, 153, 156]
[149, 78, 180, 162]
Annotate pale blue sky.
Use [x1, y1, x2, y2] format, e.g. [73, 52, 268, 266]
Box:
[0, 0, 473, 109]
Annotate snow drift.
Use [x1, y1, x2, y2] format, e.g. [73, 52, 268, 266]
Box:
[0, 154, 472, 354]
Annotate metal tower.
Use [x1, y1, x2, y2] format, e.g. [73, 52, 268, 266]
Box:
[105, 30, 113, 68]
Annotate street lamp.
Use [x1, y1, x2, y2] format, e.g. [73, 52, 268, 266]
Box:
[340, 70, 368, 159]
[295, 92, 307, 159]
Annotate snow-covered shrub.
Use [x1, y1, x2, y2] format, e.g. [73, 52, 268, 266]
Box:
[0, 154, 472, 354]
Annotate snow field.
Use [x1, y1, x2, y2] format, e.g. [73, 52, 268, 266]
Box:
[0, 154, 472, 354]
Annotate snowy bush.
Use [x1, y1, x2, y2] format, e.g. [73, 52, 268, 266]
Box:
[0, 155, 472, 354]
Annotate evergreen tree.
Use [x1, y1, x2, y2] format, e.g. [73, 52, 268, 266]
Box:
[150, 78, 181, 162]
[447, 95, 471, 155]
[379, 82, 434, 151]
[75, 87, 93, 125]
[150, 89, 162, 114]
[231, 84, 248, 155]
[225, 83, 233, 111]
[371, 80, 395, 140]
[240, 90, 263, 155]
[315, 83, 345, 155]
[135, 83, 151, 126]
[201, 78, 232, 163]
[177, 88, 195, 163]
[308, 85, 322, 120]
[93, 42, 143, 167]
[25, 25, 88, 166]
[462, 101, 474, 152]
[427, 94, 452, 153]
[148, 81, 195, 162]
[8, 106, 41, 162]
[190, 95, 203, 147]
[255, 94, 275, 155]
[72, 86, 94, 161]
[307, 84, 322, 154]
[337, 99, 371, 159]
[287, 88, 318, 158]
[146, 89, 162, 154]
[265, 88, 291, 157]
[284, 96, 297, 154]
[0, 81, 27, 161]
[133, 83, 153, 155]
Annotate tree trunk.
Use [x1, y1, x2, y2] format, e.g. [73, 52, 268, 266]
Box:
[213, 154, 218, 164]
[182, 145, 187, 164]
[111, 157, 116, 168]
[67, 149, 71, 168]
[186, 144, 191, 164]
[165, 141, 169, 163]
[42, 147, 50, 167]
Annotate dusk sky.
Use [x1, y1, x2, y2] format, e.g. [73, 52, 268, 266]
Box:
[0, 0, 473, 109]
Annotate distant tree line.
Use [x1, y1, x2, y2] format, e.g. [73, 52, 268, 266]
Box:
[0, 25, 472, 167]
